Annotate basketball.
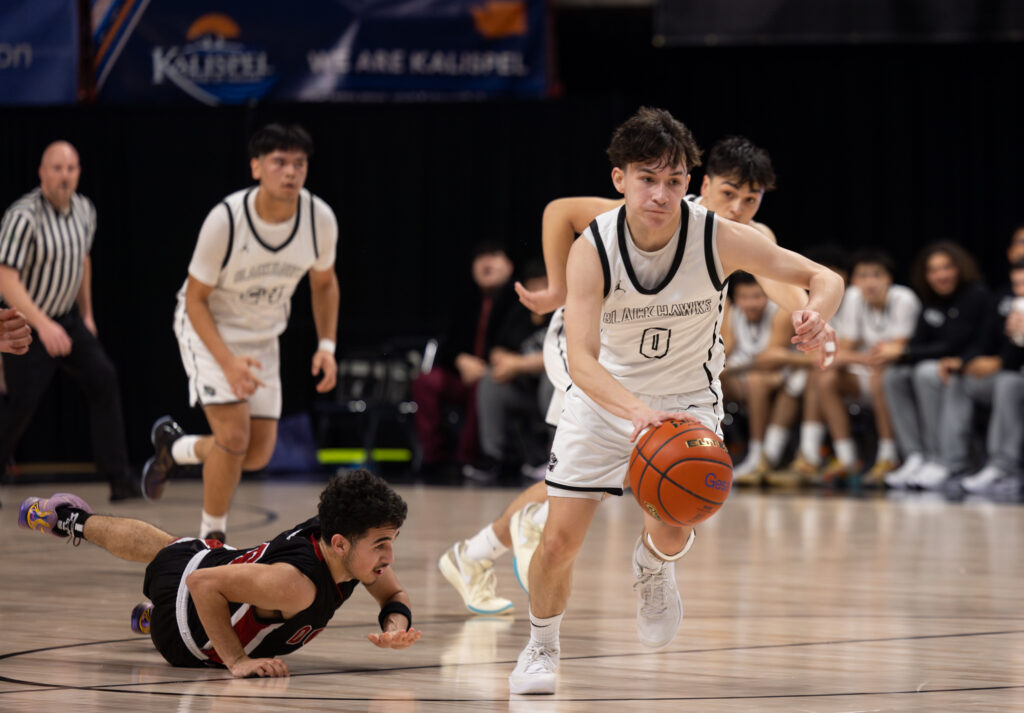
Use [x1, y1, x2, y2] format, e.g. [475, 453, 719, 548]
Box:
[628, 420, 733, 527]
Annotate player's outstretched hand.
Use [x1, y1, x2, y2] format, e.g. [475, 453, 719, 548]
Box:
[515, 280, 565, 315]
[0, 308, 32, 355]
[229, 655, 290, 678]
[791, 311, 837, 368]
[224, 355, 265, 399]
[629, 408, 699, 443]
[312, 349, 337, 393]
[367, 627, 422, 650]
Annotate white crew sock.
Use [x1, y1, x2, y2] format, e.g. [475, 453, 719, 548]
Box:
[876, 439, 898, 463]
[464, 524, 507, 561]
[735, 440, 763, 474]
[171, 435, 202, 465]
[763, 424, 789, 466]
[834, 438, 858, 467]
[529, 610, 563, 647]
[530, 501, 549, 527]
[799, 422, 826, 466]
[200, 511, 227, 538]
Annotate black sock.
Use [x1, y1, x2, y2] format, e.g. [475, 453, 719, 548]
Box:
[53, 506, 91, 541]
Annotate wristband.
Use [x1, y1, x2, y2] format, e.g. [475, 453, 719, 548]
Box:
[318, 338, 336, 355]
[378, 601, 412, 631]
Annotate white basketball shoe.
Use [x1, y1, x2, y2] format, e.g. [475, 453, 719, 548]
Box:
[508, 641, 559, 695]
[632, 537, 683, 648]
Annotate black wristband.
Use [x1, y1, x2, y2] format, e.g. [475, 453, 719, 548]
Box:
[378, 601, 412, 631]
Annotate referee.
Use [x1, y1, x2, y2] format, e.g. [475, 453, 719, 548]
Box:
[0, 141, 139, 501]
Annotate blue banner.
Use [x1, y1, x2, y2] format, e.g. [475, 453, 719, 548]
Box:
[94, 0, 548, 104]
[0, 0, 79, 105]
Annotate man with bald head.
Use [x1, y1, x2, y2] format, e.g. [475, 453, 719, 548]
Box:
[0, 141, 139, 501]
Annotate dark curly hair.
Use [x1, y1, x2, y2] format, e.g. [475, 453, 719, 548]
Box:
[607, 107, 702, 174]
[909, 240, 981, 303]
[248, 123, 314, 159]
[318, 469, 407, 543]
[706, 136, 776, 191]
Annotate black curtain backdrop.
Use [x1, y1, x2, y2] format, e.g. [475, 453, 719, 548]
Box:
[1, 7, 1021, 466]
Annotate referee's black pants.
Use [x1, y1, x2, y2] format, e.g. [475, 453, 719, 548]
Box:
[0, 309, 133, 495]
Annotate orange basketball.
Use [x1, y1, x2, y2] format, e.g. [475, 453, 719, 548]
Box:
[628, 420, 733, 527]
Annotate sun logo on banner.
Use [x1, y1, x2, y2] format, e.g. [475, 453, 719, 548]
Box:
[150, 12, 277, 105]
[470, 0, 528, 38]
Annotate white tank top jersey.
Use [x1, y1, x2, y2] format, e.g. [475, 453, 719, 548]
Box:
[177, 187, 337, 343]
[727, 301, 779, 368]
[582, 201, 728, 397]
[840, 284, 921, 349]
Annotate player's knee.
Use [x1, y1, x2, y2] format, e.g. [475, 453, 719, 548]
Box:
[242, 444, 274, 471]
[217, 426, 250, 455]
[539, 527, 584, 567]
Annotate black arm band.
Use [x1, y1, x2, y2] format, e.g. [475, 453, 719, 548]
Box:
[378, 601, 412, 631]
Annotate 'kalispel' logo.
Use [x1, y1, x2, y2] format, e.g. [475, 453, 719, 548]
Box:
[151, 13, 275, 105]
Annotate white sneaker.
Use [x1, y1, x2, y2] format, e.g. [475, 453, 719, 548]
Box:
[961, 465, 1006, 493]
[510, 503, 545, 594]
[438, 542, 514, 615]
[911, 461, 951, 489]
[632, 538, 683, 648]
[884, 453, 925, 488]
[508, 641, 559, 694]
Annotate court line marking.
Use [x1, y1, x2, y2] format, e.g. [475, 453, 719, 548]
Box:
[1, 626, 1023, 701]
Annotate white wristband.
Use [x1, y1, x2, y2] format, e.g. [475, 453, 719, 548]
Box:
[318, 338, 336, 355]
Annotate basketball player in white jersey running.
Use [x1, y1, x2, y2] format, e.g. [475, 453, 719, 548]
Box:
[508, 107, 844, 695]
[441, 137, 801, 615]
[141, 124, 339, 543]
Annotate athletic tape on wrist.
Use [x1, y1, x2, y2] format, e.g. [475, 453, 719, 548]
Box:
[318, 338, 336, 355]
[378, 601, 412, 631]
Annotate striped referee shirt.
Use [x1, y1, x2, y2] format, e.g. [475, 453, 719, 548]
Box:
[0, 187, 96, 318]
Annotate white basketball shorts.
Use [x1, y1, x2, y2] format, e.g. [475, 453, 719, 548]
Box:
[542, 307, 571, 427]
[174, 306, 282, 419]
[545, 385, 724, 500]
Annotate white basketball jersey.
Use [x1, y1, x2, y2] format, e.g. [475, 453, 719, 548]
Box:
[728, 301, 779, 368]
[177, 187, 333, 343]
[583, 202, 728, 397]
[841, 283, 920, 348]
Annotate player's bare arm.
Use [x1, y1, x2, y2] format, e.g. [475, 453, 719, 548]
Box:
[185, 275, 264, 398]
[186, 561, 317, 678]
[0, 265, 71, 356]
[717, 220, 844, 364]
[515, 196, 623, 314]
[564, 239, 694, 441]
[308, 266, 339, 393]
[0, 307, 32, 354]
[365, 568, 422, 649]
[752, 307, 802, 369]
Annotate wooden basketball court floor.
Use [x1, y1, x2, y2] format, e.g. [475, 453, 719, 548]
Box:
[1, 478, 1023, 712]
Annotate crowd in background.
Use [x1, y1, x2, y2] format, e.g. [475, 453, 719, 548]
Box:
[412, 226, 1024, 497]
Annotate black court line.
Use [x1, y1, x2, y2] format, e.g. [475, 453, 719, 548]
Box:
[2, 627, 1023, 702]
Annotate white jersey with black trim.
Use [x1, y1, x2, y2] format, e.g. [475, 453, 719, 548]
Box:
[727, 301, 779, 368]
[177, 187, 337, 343]
[582, 201, 728, 397]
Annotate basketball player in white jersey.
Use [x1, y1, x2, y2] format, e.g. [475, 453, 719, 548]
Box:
[141, 124, 339, 543]
[508, 107, 843, 695]
[441, 137, 807, 615]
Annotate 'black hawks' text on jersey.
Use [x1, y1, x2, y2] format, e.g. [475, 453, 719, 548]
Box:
[583, 201, 728, 396]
